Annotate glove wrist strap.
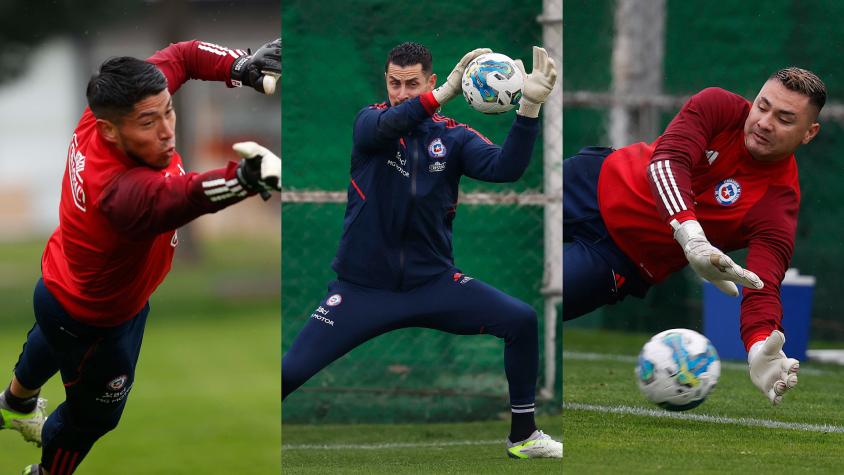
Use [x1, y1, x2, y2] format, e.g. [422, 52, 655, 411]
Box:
[747, 340, 765, 364]
[516, 100, 542, 118]
[432, 86, 453, 106]
[230, 55, 250, 86]
[671, 219, 706, 248]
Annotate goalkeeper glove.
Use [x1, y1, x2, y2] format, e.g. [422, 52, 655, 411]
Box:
[671, 219, 763, 296]
[432, 48, 492, 105]
[748, 330, 800, 405]
[514, 46, 557, 118]
[233, 141, 281, 201]
[231, 39, 281, 95]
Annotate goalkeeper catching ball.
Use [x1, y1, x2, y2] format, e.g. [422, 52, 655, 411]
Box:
[281, 42, 561, 459]
[0, 38, 281, 475]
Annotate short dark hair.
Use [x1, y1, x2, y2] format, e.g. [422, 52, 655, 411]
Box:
[770, 67, 827, 113]
[86, 57, 168, 122]
[384, 42, 432, 75]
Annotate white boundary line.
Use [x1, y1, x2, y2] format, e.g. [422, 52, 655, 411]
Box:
[565, 402, 844, 434]
[563, 351, 827, 375]
[282, 439, 502, 450]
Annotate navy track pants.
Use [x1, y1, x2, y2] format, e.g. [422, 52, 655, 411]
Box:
[282, 269, 539, 406]
[563, 147, 650, 320]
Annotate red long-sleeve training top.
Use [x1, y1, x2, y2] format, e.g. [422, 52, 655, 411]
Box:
[42, 40, 253, 326]
[598, 87, 799, 349]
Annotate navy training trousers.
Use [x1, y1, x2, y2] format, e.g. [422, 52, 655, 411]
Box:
[563, 147, 650, 320]
[282, 268, 539, 406]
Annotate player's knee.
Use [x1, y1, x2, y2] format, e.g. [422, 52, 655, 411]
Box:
[509, 302, 538, 336]
[89, 410, 124, 435]
[97, 415, 121, 435]
[68, 413, 123, 443]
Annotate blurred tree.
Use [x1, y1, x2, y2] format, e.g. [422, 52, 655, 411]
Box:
[0, 0, 145, 84]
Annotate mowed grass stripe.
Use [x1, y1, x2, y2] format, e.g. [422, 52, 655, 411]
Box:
[565, 402, 844, 433]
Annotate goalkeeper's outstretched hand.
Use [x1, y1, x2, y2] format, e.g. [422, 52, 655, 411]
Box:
[234, 141, 281, 201]
[671, 219, 763, 296]
[432, 47, 491, 106]
[231, 39, 281, 95]
[748, 330, 800, 405]
[514, 46, 557, 118]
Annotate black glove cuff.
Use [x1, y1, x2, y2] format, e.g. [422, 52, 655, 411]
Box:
[230, 55, 252, 86]
[236, 158, 263, 191]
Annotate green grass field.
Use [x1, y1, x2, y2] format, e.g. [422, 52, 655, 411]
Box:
[0, 238, 280, 473]
[563, 328, 844, 474]
[282, 415, 561, 474]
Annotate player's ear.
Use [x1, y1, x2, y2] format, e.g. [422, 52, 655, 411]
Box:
[802, 122, 820, 144]
[96, 118, 120, 146]
[428, 72, 437, 90]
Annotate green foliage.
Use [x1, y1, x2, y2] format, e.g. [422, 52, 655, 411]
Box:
[0, 1, 148, 84]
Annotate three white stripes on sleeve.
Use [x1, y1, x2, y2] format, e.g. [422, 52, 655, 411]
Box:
[648, 160, 687, 216]
[197, 42, 247, 59]
[202, 178, 247, 202]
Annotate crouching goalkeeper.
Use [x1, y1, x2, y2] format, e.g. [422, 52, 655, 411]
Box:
[0, 39, 280, 474]
[282, 42, 561, 459]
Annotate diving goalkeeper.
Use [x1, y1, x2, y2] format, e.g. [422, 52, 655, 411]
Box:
[0, 39, 281, 475]
[563, 67, 826, 406]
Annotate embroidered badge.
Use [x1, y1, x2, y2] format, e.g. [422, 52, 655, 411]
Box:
[714, 178, 741, 205]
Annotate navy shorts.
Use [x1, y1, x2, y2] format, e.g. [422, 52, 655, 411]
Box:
[563, 147, 650, 320]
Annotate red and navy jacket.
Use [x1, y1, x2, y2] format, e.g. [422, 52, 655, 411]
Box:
[332, 91, 540, 290]
[42, 40, 253, 327]
[598, 87, 800, 349]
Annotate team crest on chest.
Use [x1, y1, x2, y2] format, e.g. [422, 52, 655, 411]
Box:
[428, 138, 447, 158]
[714, 178, 741, 205]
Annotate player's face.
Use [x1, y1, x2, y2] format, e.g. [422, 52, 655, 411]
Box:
[113, 89, 177, 169]
[385, 63, 437, 106]
[744, 80, 820, 162]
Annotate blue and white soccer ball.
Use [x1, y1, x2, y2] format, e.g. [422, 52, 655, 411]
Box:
[635, 328, 721, 411]
[461, 52, 524, 114]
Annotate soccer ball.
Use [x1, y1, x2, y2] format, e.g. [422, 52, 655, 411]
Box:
[461, 53, 524, 114]
[635, 328, 721, 411]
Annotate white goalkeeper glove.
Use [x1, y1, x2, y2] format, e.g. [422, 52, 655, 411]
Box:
[233, 141, 281, 201]
[748, 330, 800, 405]
[432, 48, 492, 105]
[671, 219, 763, 297]
[514, 46, 557, 118]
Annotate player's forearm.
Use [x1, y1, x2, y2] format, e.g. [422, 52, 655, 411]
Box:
[646, 152, 697, 224]
[147, 40, 245, 94]
[465, 115, 539, 182]
[99, 162, 250, 237]
[740, 290, 785, 351]
[353, 94, 437, 149]
[739, 186, 799, 348]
